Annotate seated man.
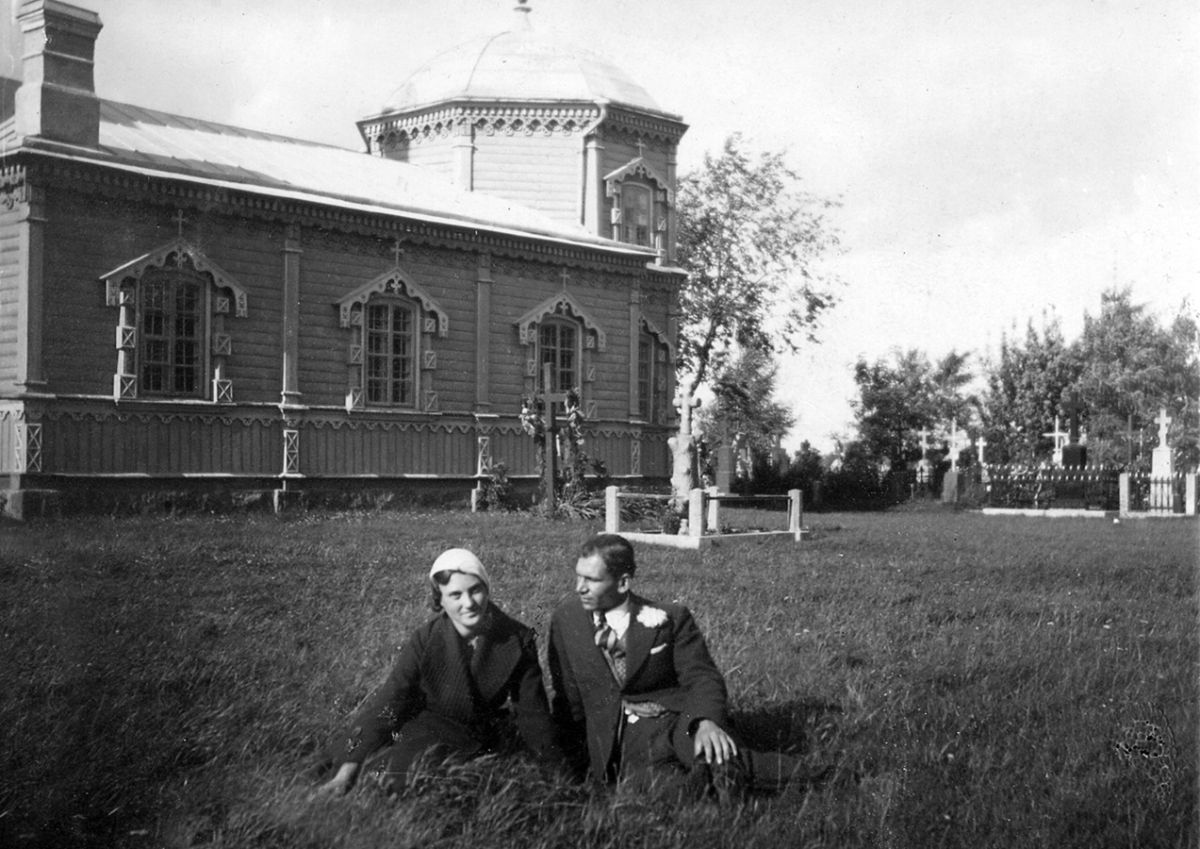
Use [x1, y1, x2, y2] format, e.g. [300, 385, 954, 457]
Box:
[548, 533, 807, 797]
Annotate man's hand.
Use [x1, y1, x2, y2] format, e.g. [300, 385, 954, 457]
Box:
[692, 719, 739, 766]
[314, 762, 359, 797]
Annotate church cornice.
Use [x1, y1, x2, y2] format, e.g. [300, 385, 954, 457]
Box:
[603, 108, 688, 145]
[359, 101, 602, 148]
[10, 150, 656, 276]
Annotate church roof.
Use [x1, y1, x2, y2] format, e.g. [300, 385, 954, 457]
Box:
[374, 20, 676, 120]
[1, 99, 655, 258]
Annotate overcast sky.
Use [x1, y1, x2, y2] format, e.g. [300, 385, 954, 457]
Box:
[5, 0, 1197, 450]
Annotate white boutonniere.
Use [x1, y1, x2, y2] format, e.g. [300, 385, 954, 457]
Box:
[636, 606, 668, 628]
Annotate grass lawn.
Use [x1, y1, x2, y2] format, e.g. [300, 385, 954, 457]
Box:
[0, 508, 1195, 848]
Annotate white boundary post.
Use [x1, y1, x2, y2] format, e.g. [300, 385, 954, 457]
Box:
[605, 485, 620, 533]
[788, 488, 802, 541]
[688, 488, 704, 538]
[1118, 472, 1130, 515]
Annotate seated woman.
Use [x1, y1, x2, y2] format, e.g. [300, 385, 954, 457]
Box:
[317, 548, 562, 795]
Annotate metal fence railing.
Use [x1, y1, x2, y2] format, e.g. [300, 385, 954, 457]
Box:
[982, 465, 1121, 511]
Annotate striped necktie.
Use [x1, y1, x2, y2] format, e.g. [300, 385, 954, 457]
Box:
[594, 613, 626, 682]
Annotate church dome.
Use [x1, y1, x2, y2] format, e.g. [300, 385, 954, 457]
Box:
[378, 9, 668, 117]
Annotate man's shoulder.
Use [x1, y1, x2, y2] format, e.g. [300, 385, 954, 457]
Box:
[550, 596, 586, 621]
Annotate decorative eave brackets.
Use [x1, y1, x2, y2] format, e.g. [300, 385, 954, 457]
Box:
[516, 292, 607, 351]
[604, 157, 673, 204]
[101, 238, 248, 315]
[337, 264, 449, 335]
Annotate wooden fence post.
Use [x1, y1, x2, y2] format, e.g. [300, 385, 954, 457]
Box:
[789, 488, 803, 541]
[605, 485, 619, 533]
[1118, 472, 1130, 515]
[688, 488, 704, 538]
[1186, 473, 1197, 516]
[706, 486, 720, 533]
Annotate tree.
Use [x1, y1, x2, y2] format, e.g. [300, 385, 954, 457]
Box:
[1068, 288, 1199, 468]
[979, 316, 1080, 465]
[671, 134, 842, 504]
[851, 348, 974, 464]
[696, 348, 795, 461]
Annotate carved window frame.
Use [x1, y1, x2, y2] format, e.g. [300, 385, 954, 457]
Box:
[100, 239, 248, 403]
[337, 265, 447, 413]
[605, 158, 672, 255]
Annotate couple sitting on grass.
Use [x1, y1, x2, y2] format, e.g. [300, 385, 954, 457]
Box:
[316, 533, 812, 802]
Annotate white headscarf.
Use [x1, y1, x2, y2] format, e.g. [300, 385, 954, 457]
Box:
[429, 548, 490, 587]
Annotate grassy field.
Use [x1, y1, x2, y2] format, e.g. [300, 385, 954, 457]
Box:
[0, 508, 1195, 848]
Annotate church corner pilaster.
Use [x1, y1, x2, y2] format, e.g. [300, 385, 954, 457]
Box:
[15, 180, 48, 392]
[452, 119, 476, 191]
[474, 252, 493, 412]
[280, 223, 303, 407]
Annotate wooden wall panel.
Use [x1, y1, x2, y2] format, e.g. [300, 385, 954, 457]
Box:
[473, 134, 582, 225]
[37, 409, 278, 475]
[38, 192, 287, 402]
[298, 420, 480, 477]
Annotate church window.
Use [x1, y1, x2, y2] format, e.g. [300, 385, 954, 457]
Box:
[538, 318, 578, 392]
[363, 299, 418, 407]
[102, 239, 248, 403]
[621, 183, 652, 247]
[336, 264, 447, 414]
[139, 268, 207, 396]
[637, 330, 669, 423]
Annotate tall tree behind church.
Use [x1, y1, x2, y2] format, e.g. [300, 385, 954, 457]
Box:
[671, 134, 843, 503]
[697, 348, 795, 461]
[1068, 288, 1198, 468]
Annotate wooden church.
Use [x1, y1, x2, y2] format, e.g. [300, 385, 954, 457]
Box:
[0, 0, 688, 517]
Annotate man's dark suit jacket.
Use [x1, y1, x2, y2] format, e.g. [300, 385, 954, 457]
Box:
[548, 593, 731, 781]
[336, 604, 560, 766]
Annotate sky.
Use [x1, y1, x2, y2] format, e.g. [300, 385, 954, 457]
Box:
[4, 0, 1197, 451]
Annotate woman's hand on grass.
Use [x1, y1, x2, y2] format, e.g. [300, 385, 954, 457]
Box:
[314, 762, 359, 797]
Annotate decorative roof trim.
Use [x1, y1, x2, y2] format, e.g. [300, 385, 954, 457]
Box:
[515, 291, 607, 351]
[604, 156, 674, 203]
[360, 102, 602, 144]
[100, 237, 248, 316]
[603, 108, 688, 144]
[12, 146, 652, 263]
[639, 312, 675, 358]
[337, 264, 449, 334]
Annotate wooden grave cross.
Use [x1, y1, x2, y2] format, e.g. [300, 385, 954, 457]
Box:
[540, 362, 571, 512]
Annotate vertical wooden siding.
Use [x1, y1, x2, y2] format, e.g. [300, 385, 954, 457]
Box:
[38, 411, 279, 475]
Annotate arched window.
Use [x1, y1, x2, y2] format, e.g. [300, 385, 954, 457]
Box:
[139, 267, 207, 396]
[336, 264, 448, 413]
[364, 298, 417, 406]
[637, 330, 670, 423]
[102, 239, 248, 403]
